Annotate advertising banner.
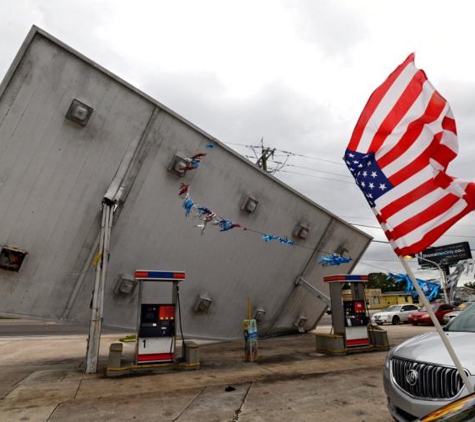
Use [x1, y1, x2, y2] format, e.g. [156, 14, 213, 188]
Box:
[419, 242, 472, 268]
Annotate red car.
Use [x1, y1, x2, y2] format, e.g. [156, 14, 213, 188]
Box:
[408, 302, 456, 325]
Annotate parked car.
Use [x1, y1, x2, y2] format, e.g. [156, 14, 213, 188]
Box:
[371, 304, 419, 325]
[408, 302, 456, 325]
[384, 302, 475, 420]
[443, 302, 474, 323]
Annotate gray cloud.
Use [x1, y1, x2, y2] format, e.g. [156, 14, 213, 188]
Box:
[285, 0, 368, 57]
[1, 1, 475, 279]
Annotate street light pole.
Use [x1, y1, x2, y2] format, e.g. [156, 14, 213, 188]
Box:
[416, 256, 450, 303]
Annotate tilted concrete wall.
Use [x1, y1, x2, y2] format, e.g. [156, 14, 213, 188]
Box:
[0, 26, 372, 340]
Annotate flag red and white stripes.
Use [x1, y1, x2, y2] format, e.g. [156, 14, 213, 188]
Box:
[345, 53, 475, 256]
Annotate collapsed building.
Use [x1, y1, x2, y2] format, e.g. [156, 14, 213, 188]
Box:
[0, 26, 372, 340]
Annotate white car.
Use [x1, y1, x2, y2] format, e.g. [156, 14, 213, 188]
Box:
[371, 304, 419, 325]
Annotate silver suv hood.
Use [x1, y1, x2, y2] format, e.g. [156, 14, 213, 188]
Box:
[393, 331, 475, 370]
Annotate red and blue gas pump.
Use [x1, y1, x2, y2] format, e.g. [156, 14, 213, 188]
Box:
[324, 274, 370, 348]
[134, 270, 185, 365]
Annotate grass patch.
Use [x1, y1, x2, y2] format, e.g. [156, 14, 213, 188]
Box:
[119, 334, 136, 343]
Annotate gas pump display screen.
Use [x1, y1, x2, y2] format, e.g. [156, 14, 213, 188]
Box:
[343, 300, 368, 327]
[143, 307, 157, 323]
[139, 304, 175, 338]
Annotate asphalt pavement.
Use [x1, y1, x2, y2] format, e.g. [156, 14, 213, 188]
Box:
[0, 320, 433, 422]
[0, 319, 126, 337]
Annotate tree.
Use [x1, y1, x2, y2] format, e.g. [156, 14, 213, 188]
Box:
[368, 272, 402, 293]
[464, 281, 475, 289]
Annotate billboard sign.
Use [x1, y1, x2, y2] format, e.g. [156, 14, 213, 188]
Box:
[419, 242, 472, 268]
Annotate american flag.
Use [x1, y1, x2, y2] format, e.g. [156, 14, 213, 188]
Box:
[345, 53, 475, 256]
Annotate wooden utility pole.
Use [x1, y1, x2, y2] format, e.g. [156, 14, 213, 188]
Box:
[256, 138, 275, 172]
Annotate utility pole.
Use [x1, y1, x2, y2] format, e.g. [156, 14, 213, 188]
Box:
[255, 138, 275, 172]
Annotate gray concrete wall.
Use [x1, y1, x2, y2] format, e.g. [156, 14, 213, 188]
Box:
[0, 27, 372, 340]
[0, 31, 155, 318]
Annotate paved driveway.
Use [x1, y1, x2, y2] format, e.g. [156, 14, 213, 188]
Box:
[0, 322, 434, 421]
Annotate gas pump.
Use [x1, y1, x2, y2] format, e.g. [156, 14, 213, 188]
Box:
[134, 270, 185, 365]
[324, 274, 370, 348]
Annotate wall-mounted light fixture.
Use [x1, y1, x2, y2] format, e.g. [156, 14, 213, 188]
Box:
[334, 245, 349, 256]
[253, 307, 266, 322]
[168, 155, 191, 177]
[294, 313, 308, 333]
[113, 275, 137, 296]
[193, 293, 213, 313]
[0, 246, 27, 272]
[242, 196, 259, 214]
[65, 99, 93, 126]
[293, 223, 309, 240]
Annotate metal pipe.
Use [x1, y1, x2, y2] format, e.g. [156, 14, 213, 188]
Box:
[85, 202, 108, 374]
[99, 206, 114, 319]
[84, 108, 158, 373]
[135, 279, 143, 365]
[417, 256, 449, 303]
[295, 276, 331, 306]
[399, 256, 473, 393]
[62, 233, 100, 319]
[104, 107, 159, 204]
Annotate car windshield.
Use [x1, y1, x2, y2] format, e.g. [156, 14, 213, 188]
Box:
[385, 305, 401, 312]
[445, 303, 475, 333]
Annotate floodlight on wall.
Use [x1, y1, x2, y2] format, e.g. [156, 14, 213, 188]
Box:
[293, 223, 309, 240]
[65, 99, 93, 126]
[0, 246, 28, 272]
[193, 294, 213, 313]
[294, 313, 308, 333]
[242, 196, 259, 214]
[113, 275, 137, 296]
[334, 245, 349, 256]
[168, 155, 192, 177]
[252, 307, 266, 322]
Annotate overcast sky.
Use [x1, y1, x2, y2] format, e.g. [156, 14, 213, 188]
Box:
[2, 0, 475, 282]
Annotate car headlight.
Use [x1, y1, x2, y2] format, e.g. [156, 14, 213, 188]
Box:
[384, 348, 396, 370]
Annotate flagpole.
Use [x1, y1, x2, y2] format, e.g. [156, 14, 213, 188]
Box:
[399, 256, 474, 393]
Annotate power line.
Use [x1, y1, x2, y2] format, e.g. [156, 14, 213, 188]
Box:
[286, 164, 353, 179]
[227, 140, 475, 244]
[357, 261, 397, 272]
[225, 141, 345, 167]
[278, 149, 345, 166]
[279, 170, 355, 184]
[351, 222, 475, 239]
[341, 215, 379, 220]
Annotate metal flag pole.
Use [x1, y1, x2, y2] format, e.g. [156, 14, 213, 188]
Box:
[399, 256, 474, 393]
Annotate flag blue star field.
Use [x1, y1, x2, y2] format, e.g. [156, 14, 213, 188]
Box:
[346, 151, 393, 207]
[345, 54, 475, 256]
